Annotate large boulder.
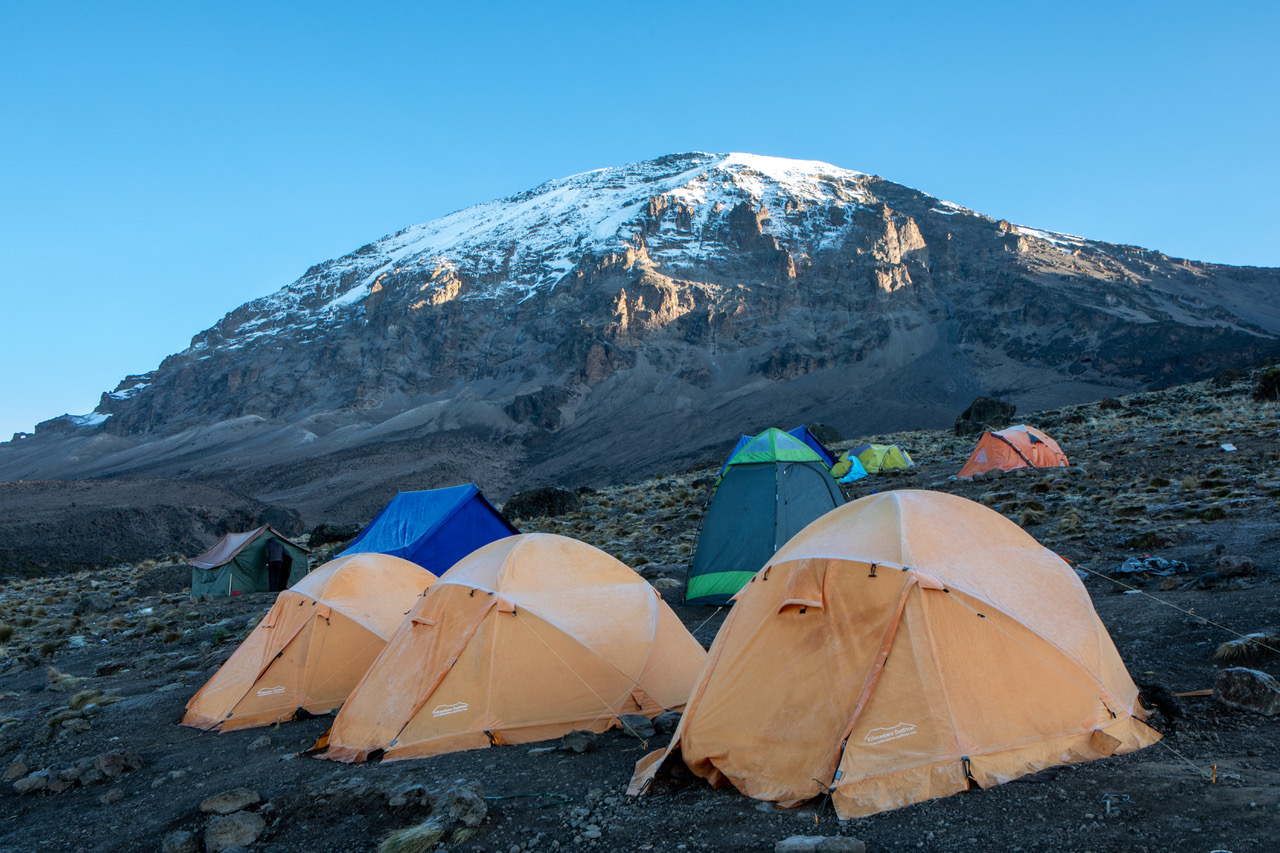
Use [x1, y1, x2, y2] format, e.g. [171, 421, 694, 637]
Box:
[1213, 667, 1280, 715]
[805, 423, 844, 446]
[502, 488, 581, 521]
[1253, 368, 1280, 402]
[204, 812, 266, 853]
[954, 397, 1016, 436]
[307, 523, 360, 548]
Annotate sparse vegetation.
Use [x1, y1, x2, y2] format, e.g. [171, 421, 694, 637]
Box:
[378, 817, 448, 853]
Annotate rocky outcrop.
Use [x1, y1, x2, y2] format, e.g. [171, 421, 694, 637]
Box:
[0, 480, 303, 577]
[954, 397, 1017, 436]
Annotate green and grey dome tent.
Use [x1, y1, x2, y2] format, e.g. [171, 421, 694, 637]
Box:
[686, 428, 844, 606]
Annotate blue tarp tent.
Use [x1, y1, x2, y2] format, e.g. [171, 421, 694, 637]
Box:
[338, 484, 518, 575]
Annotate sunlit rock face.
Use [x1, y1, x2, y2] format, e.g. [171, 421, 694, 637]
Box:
[5, 152, 1278, 522]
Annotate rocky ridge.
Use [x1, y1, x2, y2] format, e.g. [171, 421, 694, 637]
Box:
[3, 153, 1278, 527]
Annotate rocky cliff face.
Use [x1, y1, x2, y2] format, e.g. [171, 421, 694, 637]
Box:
[4, 153, 1278, 523]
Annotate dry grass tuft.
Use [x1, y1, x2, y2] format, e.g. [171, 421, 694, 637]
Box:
[1056, 509, 1083, 534]
[68, 689, 104, 711]
[161, 630, 182, 644]
[378, 817, 448, 853]
[451, 827, 477, 845]
[1214, 633, 1280, 663]
[46, 666, 85, 691]
[1019, 509, 1047, 527]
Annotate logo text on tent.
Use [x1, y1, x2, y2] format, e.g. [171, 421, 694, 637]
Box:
[255, 686, 286, 697]
[432, 702, 469, 718]
[864, 722, 917, 745]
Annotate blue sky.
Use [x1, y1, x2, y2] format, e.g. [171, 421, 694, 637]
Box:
[1, 2, 1277, 440]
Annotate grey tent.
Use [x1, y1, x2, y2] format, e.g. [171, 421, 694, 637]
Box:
[190, 526, 310, 597]
[685, 428, 844, 605]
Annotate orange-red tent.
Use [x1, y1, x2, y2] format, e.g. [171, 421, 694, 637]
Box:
[630, 490, 1158, 818]
[313, 533, 706, 763]
[182, 553, 436, 732]
[957, 424, 1068, 478]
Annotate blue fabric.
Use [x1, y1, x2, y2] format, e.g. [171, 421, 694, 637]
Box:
[838, 457, 869, 482]
[787, 425, 837, 468]
[716, 434, 754, 477]
[338, 484, 519, 575]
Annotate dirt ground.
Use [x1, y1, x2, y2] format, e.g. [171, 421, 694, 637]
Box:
[0, 374, 1277, 853]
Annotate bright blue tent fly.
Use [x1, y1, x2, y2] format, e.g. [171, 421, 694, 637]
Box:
[338, 484, 518, 575]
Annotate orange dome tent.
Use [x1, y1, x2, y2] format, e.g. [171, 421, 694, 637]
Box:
[957, 424, 1068, 478]
[313, 533, 707, 763]
[630, 490, 1158, 818]
[182, 553, 436, 732]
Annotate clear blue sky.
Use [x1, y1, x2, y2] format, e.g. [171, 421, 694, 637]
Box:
[2, 2, 1277, 440]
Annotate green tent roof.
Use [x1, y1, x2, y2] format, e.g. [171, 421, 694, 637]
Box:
[724, 427, 823, 468]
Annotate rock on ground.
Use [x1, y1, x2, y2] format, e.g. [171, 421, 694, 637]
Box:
[204, 811, 266, 853]
[200, 787, 262, 815]
[1213, 667, 1280, 715]
[502, 488, 582, 520]
[162, 830, 198, 853]
[619, 713, 656, 739]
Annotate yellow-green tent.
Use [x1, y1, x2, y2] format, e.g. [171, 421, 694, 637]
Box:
[851, 444, 914, 474]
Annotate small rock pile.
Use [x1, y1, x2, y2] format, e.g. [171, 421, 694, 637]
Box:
[7, 748, 142, 800]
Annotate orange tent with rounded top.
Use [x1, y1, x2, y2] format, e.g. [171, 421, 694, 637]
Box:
[312, 533, 707, 763]
[957, 424, 1068, 478]
[182, 553, 436, 732]
[630, 490, 1158, 818]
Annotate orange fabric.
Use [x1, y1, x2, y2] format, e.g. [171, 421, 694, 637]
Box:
[181, 553, 436, 731]
[629, 490, 1158, 818]
[956, 425, 1068, 478]
[316, 533, 707, 763]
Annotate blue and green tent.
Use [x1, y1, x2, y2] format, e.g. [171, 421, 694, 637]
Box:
[717, 424, 837, 476]
[687, 429, 845, 606]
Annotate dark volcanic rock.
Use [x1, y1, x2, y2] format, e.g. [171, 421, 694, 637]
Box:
[1213, 667, 1280, 715]
[954, 397, 1017, 436]
[502, 488, 582, 521]
[1254, 368, 1280, 401]
[806, 423, 844, 445]
[307, 523, 360, 548]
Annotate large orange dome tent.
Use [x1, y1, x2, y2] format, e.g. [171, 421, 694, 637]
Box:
[957, 424, 1068, 478]
[630, 490, 1158, 818]
[312, 533, 707, 763]
[182, 553, 437, 732]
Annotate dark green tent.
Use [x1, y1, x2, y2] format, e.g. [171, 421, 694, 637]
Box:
[686, 428, 845, 606]
[189, 526, 310, 597]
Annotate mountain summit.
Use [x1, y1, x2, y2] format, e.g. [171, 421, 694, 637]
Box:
[6, 152, 1279, 522]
